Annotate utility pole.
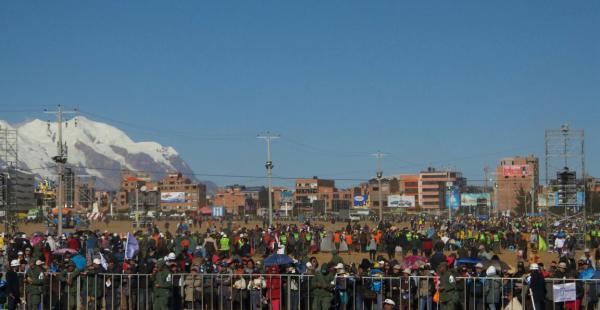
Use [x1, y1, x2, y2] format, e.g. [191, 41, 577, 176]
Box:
[371, 151, 387, 222]
[257, 132, 279, 227]
[44, 105, 77, 235]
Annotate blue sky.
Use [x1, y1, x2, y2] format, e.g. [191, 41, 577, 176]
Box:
[1, 1, 599, 187]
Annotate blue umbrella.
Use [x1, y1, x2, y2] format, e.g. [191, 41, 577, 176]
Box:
[263, 254, 294, 266]
[456, 257, 482, 265]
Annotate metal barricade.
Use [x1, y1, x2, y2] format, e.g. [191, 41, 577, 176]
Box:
[14, 271, 600, 309]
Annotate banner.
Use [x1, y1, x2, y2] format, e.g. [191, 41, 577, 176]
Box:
[212, 206, 224, 217]
[124, 232, 139, 260]
[552, 282, 576, 302]
[388, 195, 415, 208]
[502, 165, 529, 177]
[446, 187, 461, 210]
[160, 192, 185, 203]
[461, 193, 491, 207]
[353, 195, 369, 209]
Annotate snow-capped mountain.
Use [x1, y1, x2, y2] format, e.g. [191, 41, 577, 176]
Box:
[0, 116, 215, 191]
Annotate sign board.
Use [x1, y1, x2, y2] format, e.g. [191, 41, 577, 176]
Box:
[461, 193, 491, 207]
[160, 192, 185, 203]
[353, 195, 369, 209]
[212, 206, 224, 217]
[445, 187, 461, 210]
[502, 165, 529, 177]
[553, 282, 576, 302]
[388, 195, 415, 208]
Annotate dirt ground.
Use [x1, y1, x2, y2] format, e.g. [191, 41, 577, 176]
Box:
[9, 219, 575, 269]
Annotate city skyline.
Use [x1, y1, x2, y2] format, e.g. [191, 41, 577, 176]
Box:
[1, 1, 598, 187]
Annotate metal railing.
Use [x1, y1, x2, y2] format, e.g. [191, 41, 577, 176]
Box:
[11, 273, 600, 310]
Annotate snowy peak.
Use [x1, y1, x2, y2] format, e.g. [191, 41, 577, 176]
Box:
[2, 116, 208, 191]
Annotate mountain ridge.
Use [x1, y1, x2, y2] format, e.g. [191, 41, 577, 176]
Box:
[0, 117, 216, 193]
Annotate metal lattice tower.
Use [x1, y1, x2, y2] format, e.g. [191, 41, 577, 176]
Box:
[0, 127, 18, 233]
[545, 124, 585, 186]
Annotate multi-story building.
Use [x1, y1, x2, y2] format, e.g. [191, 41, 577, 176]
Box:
[212, 185, 268, 215]
[0, 169, 35, 213]
[418, 168, 466, 210]
[495, 155, 539, 212]
[294, 177, 336, 215]
[159, 172, 207, 212]
[398, 174, 420, 206]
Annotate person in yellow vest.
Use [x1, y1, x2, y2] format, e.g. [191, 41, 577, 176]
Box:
[219, 233, 230, 258]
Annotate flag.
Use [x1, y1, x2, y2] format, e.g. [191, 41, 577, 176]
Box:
[99, 252, 108, 270]
[538, 236, 548, 252]
[124, 232, 139, 260]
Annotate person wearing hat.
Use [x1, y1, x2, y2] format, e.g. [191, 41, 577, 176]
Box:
[437, 262, 458, 310]
[526, 263, 546, 310]
[153, 260, 173, 310]
[383, 298, 396, 310]
[24, 260, 45, 310]
[83, 258, 105, 310]
[57, 262, 80, 310]
[6, 260, 21, 310]
[184, 266, 202, 309]
[311, 262, 335, 310]
[219, 233, 231, 259]
[484, 266, 501, 310]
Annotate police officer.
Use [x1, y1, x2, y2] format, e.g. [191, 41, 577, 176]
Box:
[311, 262, 335, 310]
[58, 261, 80, 310]
[437, 262, 458, 310]
[153, 260, 173, 310]
[25, 259, 45, 310]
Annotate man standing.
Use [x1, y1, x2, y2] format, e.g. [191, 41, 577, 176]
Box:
[25, 260, 45, 310]
[311, 262, 334, 310]
[437, 262, 458, 310]
[6, 260, 20, 310]
[58, 262, 80, 310]
[153, 260, 173, 310]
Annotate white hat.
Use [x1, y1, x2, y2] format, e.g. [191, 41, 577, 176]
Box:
[486, 266, 496, 276]
[159, 233, 164, 238]
[167, 253, 176, 260]
[403, 268, 412, 274]
[35, 260, 44, 266]
[475, 263, 484, 268]
[335, 263, 344, 269]
[306, 262, 313, 268]
[17, 251, 23, 255]
[384, 299, 396, 305]
[10, 259, 19, 267]
[93, 258, 101, 265]
[529, 263, 539, 270]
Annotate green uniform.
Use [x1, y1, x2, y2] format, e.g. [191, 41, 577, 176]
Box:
[25, 266, 44, 310]
[438, 270, 458, 310]
[84, 266, 104, 310]
[153, 267, 173, 310]
[311, 271, 334, 310]
[58, 268, 80, 310]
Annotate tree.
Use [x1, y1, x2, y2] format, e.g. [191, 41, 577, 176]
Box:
[514, 186, 532, 216]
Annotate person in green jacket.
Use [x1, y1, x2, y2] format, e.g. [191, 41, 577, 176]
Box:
[83, 258, 104, 310]
[58, 262, 80, 310]
[219, 234, 230, 258]
[437, 262, 458, 310]
[153, 261, 174, 310]
[25, 260, 45, 310]
[311, 263, 335, 310]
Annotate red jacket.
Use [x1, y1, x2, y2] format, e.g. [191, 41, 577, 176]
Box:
[266, 274, 281, 300]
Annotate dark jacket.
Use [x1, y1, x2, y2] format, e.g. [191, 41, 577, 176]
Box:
[6, 269, 20, 301]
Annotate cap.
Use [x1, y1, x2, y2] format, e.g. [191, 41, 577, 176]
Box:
[558, 262, 567, 269]
[384, 299, 396, 305]
[17, 251, 23, 255]
[35, 260, 44, 266]
[306, 262, 313, 268]
[93, 258, 101, 265]
[167, 253, 176, 260]
[478, 245, 485, 250]
[334, 263, 344, 269]
[475, 263, 484, 268]
[486, 266, 497, 276]
[10, 259, 19, 267]
[403, 268, 412, 274]
[529, 263, 539, 270]
[585, 248, 590, 252]
[393, 264, 402, 270]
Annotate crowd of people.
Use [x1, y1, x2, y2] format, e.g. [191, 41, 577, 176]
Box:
[0, 214, 599, 310]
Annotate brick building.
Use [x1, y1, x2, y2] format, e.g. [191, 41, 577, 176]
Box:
[495, 155, 539, 212]
[159, 172, 207, 212]
[212, 185, 268, 215]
